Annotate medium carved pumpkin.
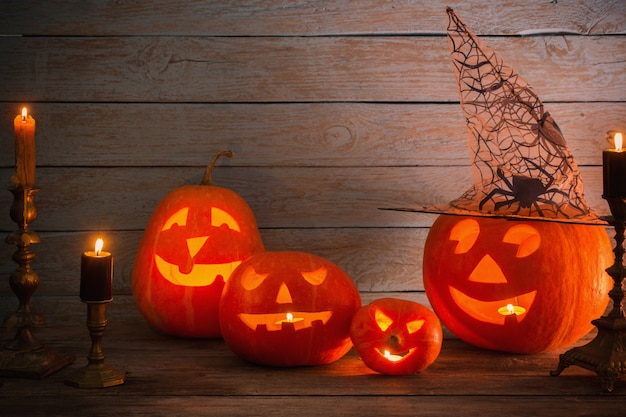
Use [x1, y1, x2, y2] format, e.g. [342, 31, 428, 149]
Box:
[132, 151, 264, 338]
[423, 214, 612, 353]
[350, 298, 442, 375]
[219, 251, 362, 367]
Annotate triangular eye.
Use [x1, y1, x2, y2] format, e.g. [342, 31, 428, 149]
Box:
[301, 266, 328, 285]
[406, 319, 425, 334]
[449, 218, 480, 254]
[375, 310, 394, 331]
[503, 224, 540, 258]
[161, 207, 189, 231]
[240, 265, 270, 291]
[211, 207, 240, 232]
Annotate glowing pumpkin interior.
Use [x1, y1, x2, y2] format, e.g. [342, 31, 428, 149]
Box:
[132, 151, 266, 339]
[235, 264, 333, 331]
[374, 309, 425, 362]
[349, 297, 443, 375]
[154, 206, 245, 287]
[446, 218, 538, 325]
[423, 214, 612, 354]
[219, 251, 362, 366]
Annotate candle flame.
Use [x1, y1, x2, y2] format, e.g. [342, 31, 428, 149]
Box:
[383, 350, 403, 362]
[21, 107, 27, 122]
[497, 303, 527, 316]
[286, 312, 293, 323]
[615, 132, 623, 151]
[95, 238, 104, 256]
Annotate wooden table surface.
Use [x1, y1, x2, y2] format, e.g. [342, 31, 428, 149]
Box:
[1, 318, 624, 417]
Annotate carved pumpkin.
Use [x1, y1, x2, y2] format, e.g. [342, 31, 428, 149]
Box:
[350, 298, 442, 375]
[423, 214, 612, 353]
[132, 151, 264, 338]
[219, 251, 362, 367]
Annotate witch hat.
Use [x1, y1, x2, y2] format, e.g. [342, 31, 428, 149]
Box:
[387, 7, 602, 224]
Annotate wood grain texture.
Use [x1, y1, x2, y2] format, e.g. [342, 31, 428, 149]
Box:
[0, 228, 428, 297]
[0, 322, 624, 416]
[1, 36, 625, 103]
[0, 3, 625, 411]
[0, 0, 624, 36]
[0, 102, 623, 168]
[3, 394, 625, 417]
[0, 165, 610, 232]
[0, 292, 432, 327]
[0, 0, 624, 348]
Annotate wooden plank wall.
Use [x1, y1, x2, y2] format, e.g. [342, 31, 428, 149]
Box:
[0, 0, 625, 326]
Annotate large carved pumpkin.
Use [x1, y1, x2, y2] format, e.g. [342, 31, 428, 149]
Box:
[219, 251, 362, 367]
[350, 298, 442, 375]
[133, 151, 264, 338]
[423, 214, 612, 354]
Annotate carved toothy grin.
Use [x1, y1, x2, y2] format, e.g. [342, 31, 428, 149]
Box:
[377, 348, 414, 362]
[237, 311, 333, 331]
[155, 255, 242, 287]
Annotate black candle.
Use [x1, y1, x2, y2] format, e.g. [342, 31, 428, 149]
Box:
[603, 133, 626, 198]
[80, 238, 113, 302]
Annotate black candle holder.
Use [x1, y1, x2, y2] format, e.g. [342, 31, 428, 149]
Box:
[551, 196, 626, 392]
[0, 185, 75, 378]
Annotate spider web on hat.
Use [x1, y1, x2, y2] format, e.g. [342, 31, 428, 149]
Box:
[384, 7, 602, 225]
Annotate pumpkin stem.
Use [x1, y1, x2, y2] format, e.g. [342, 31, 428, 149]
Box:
[202, 150, 234, 185]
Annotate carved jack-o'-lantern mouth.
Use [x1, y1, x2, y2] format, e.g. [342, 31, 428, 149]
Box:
[237, 311, 333, 332]
[376, 348, 414, 362]
[449, 287, 537, 325]
[446, 252, 537, 325]
[155, 255, 242, 287]
[233, 263, 335, 331]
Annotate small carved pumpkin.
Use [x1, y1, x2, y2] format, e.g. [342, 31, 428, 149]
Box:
[219, 251, 362, 367]
[132, 151, 264, 338]
[350, 298, 442, 375]
[423, 214, 612, 353]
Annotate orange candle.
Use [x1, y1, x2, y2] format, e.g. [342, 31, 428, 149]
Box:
[80, 238, 113, 302]
[13, 107, 36, 187]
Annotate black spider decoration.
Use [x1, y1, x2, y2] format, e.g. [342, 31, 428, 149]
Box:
[443, 7, 595, 222]
[479, 159, 570, 216]
[383, 9, 600, 225]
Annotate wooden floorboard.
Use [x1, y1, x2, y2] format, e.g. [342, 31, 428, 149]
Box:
[1, 321, 624, 416]
[3, 395, 625, 417]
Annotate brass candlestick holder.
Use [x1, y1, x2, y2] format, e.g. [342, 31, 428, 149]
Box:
[0, 185, 75, 378]
[551, 196, 626, 392]
[65, 301, 125, 388]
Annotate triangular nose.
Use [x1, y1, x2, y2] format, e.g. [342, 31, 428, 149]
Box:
[275, 282, 293, 304]
[469, 255, 507, 283]
[186, 236, 209, 258]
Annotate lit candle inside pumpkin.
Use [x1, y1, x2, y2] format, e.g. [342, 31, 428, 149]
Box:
[13, 107, 36, 187]
[498, 303, 526, 316]
[274, 312, 304, 325]
[498, 303, 526, 325]
[80, 238, 113, 302]
[602, 132, 626, 198]
[383, 350, 404, 362]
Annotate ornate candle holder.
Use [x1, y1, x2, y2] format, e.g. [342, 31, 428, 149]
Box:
[0, 185, 75, 378]
[551, 196, 626, 392]
[65, 301, 125, 388]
